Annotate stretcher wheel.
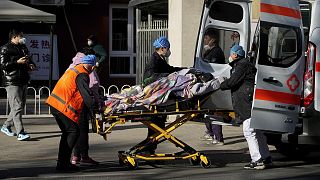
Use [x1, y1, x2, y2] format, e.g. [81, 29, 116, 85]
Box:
[189, 156, 201, 165]
[126, 156, 139, 170]
[201, 159, 211, 168]
[200, 154, 211, 168]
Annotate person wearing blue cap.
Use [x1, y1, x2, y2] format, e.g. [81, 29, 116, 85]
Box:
[68, 48, 101, 166]
[142, 36, 184, 155]
[220, 45, 272, 170]
[143, 36, 183, 86]
[46, 52, 97, 172]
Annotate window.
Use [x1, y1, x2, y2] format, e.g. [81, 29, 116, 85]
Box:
[110, 57, 130, 74]
[201, 28, 240, 64]
[112, 8, 128, 51]
[209, 1, 243, 23]
[258, 21, 302, 67]
[109, 5, 135, 77]
[299, 1, 311, 32]
[299, 1, 311, 48]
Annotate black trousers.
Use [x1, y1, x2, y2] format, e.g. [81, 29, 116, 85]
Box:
[52, 108, 80, 165]
[145, 115, 166, 153]
[73, 108, 90, 157]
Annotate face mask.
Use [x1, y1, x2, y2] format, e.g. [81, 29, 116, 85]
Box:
[19, 37, 26, 45]
[88, 40, 93, 46]
[228, 56, 234, 63]
[203, 45, 211, 52]
[164, 49, 171, 57]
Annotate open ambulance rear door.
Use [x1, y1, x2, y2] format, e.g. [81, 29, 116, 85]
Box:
[194, 0, 252, 110]
[250, 0, 305, 133]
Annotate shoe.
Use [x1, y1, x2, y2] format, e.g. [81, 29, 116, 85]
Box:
[200, 134, 213, 141]
[80, 157, 100, 165]
[56, 162, 79, 172]
[1, 126, 16, 137]
[244, 159, 266, 170]
[263, 156, 273, 167]
[212, 139, 224, 145]
[71, 156, 80, 165]
[17, 132, 30, 141]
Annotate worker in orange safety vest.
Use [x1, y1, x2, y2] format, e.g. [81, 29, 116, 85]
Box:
[46, 54, 96, 172]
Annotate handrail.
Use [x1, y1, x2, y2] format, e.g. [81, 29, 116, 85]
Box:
[0, 84, 126, 118]
[107, 85, 119, 95]
[121, 85, 131, 91]
[26, 87, 37, 115]
[38, 86, 51, 115]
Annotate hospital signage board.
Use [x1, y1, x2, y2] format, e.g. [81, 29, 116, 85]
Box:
[25, 34, 59, 80]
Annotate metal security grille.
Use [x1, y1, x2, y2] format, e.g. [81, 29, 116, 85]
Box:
[136, 19, 168, 84]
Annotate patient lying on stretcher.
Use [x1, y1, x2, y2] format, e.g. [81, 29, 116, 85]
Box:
[102, 68, 226, 115]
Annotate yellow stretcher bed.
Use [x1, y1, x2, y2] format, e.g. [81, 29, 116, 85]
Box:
[93, 92, 231, 169]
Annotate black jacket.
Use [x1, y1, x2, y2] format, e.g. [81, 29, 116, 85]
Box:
[143, 52, 183, 86]
[203, 46, 225, 64]
[0, 42, 35, 86]
[220, 57, 256, 123]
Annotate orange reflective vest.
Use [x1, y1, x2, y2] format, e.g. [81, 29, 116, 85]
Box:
[46, 65, 90, 123]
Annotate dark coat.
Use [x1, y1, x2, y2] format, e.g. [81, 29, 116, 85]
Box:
[203, 46, 225, 64]
[0, 42, 35, 86]
[220, 57, 256, 123]
[143, 52, 183, 86]
[90, 43, 107, 64]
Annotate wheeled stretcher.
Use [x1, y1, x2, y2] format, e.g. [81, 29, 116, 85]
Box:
[93, 92, 231, 169]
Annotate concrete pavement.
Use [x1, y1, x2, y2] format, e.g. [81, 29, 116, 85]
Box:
[1, 117, 320, 180]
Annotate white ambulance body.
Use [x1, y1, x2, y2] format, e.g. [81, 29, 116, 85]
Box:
[298, 0, 320, 146]
[195, 0, 320, 156]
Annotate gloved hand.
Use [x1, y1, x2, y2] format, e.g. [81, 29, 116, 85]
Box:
[217, 76, 228, 83]
[198, 73, 214, 83]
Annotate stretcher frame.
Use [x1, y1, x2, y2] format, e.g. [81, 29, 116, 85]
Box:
[94, 95, 231, 169]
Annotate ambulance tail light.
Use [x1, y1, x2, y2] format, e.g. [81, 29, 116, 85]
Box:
[303, 42, 316, 107]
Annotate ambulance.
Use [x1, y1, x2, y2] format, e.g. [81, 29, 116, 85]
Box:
[195, 0, 320, 157]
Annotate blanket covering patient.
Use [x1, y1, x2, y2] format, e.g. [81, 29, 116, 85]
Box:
[103, 68, 225, 115]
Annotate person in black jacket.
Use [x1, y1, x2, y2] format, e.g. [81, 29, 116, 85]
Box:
[202, 30, 225, 64]
[143, 37, 182, 86]
[200, 29, 225, 145]
[0, 29, 36, 141]
[142, 37, 183, 154]
[220, 45, 272, 170]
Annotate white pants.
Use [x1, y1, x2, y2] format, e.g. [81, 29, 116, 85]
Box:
[243, 118, 270, 162]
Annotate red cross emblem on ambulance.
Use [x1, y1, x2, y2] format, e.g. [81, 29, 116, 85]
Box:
[286, 74, 300, 92]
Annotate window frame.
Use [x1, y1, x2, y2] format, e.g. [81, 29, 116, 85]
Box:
[258, 21, 302, 68]
[109, 4, 136, 77]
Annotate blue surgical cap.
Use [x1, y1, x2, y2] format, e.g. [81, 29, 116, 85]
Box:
[153, 36, 170, 49]
[81, 54, 96, 66]
[230, 45, 245, 57]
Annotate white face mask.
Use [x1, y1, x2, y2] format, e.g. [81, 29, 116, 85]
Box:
[19, 37, 26, 45]
[228, 56, 234, 63]
[164, 49, 171, 57]
[203, 45, 211, 52]
[88, 40, 93, 46]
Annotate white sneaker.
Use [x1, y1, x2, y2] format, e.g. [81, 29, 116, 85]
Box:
[1, 126, 16, 137]
[17, 132, 30, 141]
[211, 139, 224, 145]
[200, 134, 213, 141]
